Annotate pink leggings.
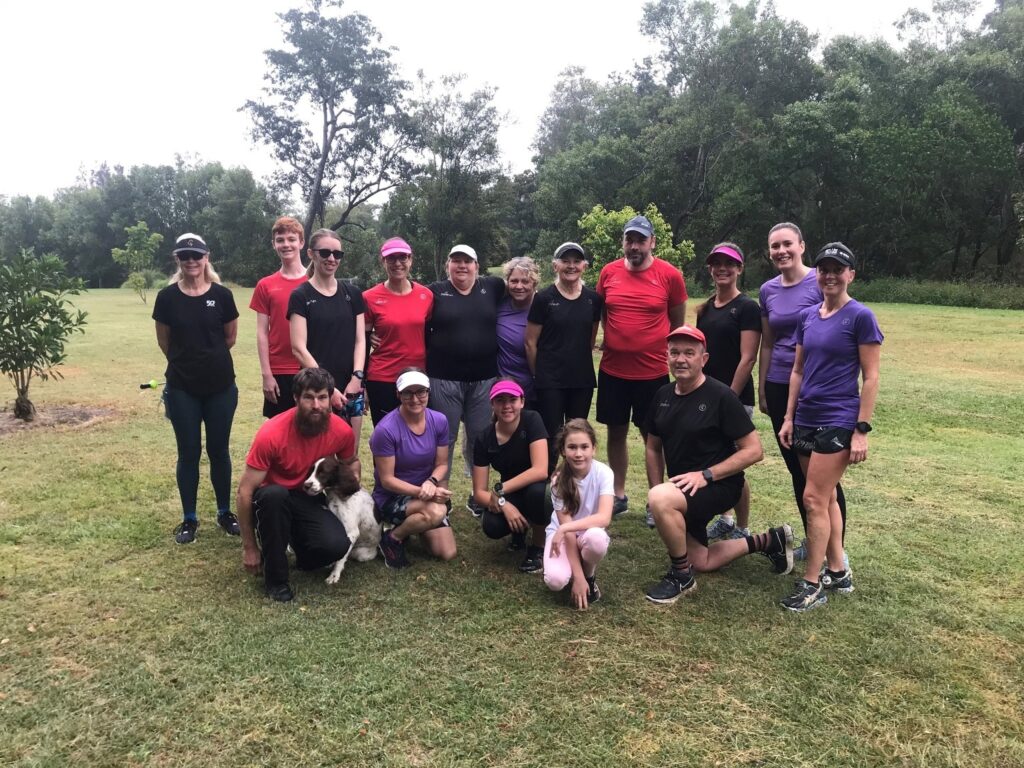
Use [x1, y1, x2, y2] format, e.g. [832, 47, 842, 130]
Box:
[543, 527, 610, 591]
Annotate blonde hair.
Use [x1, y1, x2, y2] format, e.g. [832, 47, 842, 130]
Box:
[169, 258, 221, 285]
[502, 256, 540, 288]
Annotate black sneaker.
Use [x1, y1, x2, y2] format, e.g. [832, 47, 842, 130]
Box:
[764, 523, 795, 575]
[612, 495, 629, 517]
[781, 578, 828, 612]
[174, 519, 198, 544]
[466, 495, 486, 519]
[645, 569, 696, 604]
[266, 583, 294, 602]
[822, 568, 854, 594]
[586, 575, 601, 604]
[216, 512, 241, 536]
[507, 531, 527, 551]
[519, 546, 543, 573]
[378, 531, 410, 569]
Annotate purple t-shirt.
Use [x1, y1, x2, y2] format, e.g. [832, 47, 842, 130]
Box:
[760, 271, 823, 384]
[496, 298, 534, 399]
[795, 300, 883, 430]
[369, 407, 449, 508]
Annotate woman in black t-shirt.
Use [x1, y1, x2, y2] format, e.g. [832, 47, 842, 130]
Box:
[152, 233, 240, 545]
[695, 242, 761, 541]
[471, 380, 550, 573]
[426, 244, 506, 515]
[524, 242, 603, 464]
[288, 228, 367, 442]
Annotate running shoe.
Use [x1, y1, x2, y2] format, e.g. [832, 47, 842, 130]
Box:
[216, 512, 240, 536]
[265, 583, 294, 602]
[781, 578, 828, 612]
[821, 568, 854, 594]
[519, 546, 544, 574]
[586, 575, 602, 605]
[378, 531, 410, 569]
[466, 495, 486, 519]
[174, 519, 198, 544]
[612, 495, 629, 517]
[706, 516, 736, 540]
[764, 523, 795, 575]
[645, 503, 655, 529]
[645, 569, 697, 604]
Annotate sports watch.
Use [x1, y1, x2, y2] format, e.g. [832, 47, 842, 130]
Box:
[855, 421, 873, 434]
[493, 482, 506, 507]
[702, 469, 714, 483]
[353, 369, 365, 380]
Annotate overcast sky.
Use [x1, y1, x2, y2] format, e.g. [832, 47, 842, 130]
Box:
[1, 0, 986, 199]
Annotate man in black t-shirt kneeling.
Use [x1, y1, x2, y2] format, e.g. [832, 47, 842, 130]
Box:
[643, 325, 795, 605]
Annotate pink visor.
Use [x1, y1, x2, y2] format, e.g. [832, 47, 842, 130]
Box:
[707, 245, 743, 264]
[380, 237, 412, 259]
[489, 380, 524, 400]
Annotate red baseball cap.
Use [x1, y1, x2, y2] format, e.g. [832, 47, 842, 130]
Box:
[666, 325, 706, 345]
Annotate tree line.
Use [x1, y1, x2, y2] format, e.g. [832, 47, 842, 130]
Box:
[2, 0, 1022, 289]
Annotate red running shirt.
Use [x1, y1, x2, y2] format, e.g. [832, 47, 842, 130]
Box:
[596, 258, 687, 380]
[249, 271, 308, 374]
[362, 282, 434, 381]
[246, 410, 355, 490]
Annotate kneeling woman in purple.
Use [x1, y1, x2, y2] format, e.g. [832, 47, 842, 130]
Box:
[778, 243, 882, 612]
[544, 419, 614, 610]
[371, 369, 456, 569]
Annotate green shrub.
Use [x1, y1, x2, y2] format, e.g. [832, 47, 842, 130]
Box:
[854, 278, 1024, 310]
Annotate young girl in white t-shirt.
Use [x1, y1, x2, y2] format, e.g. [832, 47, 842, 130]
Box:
[544, 418, 614, 609]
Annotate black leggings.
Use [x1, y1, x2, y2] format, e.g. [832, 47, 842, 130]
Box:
[365, 379, 400, 426]
[763, 380, 847, 541]
[481, 481, 551, 540]
[535, 387, 594, 471]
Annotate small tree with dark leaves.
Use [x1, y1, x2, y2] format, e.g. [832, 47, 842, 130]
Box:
[0, 250, 88, 420]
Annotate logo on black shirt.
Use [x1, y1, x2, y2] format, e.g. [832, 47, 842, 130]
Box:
[698, 403, 707, 412]
[206, 300, 216, 307]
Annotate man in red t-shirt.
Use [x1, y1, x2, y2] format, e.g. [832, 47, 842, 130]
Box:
[236, 368, 360, 602]
[250, 216, 308, 418]
[596, 215, 687, 518]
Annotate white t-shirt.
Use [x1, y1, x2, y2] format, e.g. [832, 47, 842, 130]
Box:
[546, 459, 615, 535]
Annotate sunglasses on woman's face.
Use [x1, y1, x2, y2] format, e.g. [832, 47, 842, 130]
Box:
[315, 249, 344, 261]
[177, 251, 205, 261]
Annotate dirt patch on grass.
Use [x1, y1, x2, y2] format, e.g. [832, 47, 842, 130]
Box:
[0, 405, 115, 438]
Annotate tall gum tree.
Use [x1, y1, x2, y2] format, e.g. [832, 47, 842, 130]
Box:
[242, 0, 413, 239]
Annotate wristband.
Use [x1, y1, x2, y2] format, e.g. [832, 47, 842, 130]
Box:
[428, 476, 441, 485]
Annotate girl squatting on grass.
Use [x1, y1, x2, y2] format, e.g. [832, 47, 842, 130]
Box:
[778, 243, 883, 612]
[153, 233, 240, 544]
[544, 419, 613, 610]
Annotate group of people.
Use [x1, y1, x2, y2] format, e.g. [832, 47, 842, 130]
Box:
[152, 214, 882, 612]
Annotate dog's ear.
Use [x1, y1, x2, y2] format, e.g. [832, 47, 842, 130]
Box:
[334, 460, 362, 497]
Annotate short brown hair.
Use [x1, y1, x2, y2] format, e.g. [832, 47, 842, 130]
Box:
[272, 216, 305, 241]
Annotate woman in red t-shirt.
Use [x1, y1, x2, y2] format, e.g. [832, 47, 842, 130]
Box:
[362, 237, 434, 425]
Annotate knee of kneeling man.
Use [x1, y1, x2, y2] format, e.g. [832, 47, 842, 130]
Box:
[648, 483, 683, 511]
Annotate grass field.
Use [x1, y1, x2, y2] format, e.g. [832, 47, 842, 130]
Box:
[1, 290, 1022, 767]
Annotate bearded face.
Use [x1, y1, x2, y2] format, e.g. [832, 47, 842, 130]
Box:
[294, 388, 331, 437]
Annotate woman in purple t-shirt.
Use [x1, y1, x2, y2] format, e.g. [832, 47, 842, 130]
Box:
[778, 243, 882, 613]
[370, 368, 456, 569]
[496, 257, 540, 407]
[758, 222, 850, 552]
